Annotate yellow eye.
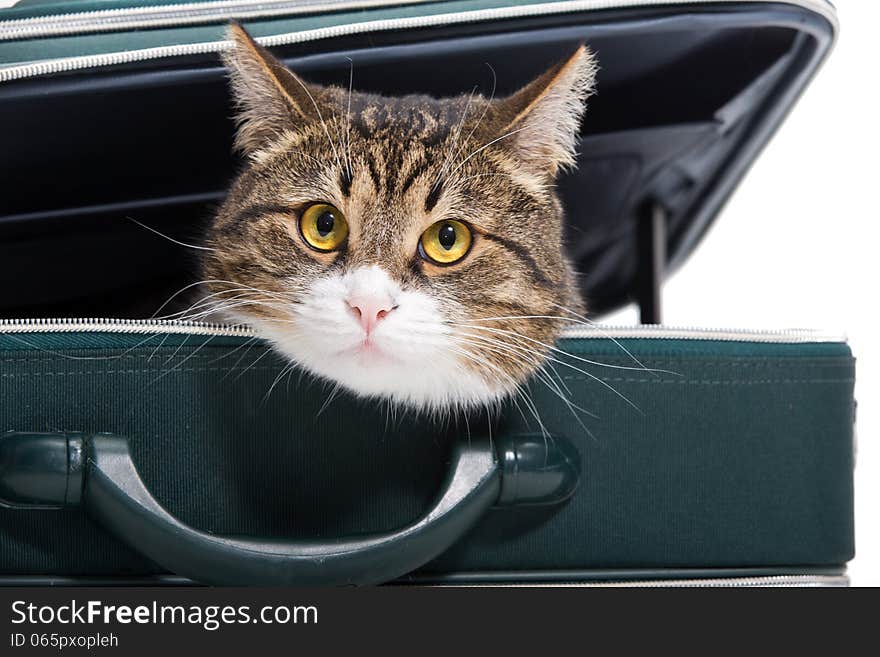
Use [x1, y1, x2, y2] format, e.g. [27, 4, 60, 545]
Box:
[299, 203, 349, 252]
[419, 220, 472, 265]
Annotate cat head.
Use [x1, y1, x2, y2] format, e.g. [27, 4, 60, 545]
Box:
[202, 24, 596, 410]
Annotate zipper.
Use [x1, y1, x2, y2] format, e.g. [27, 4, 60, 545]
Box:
[0, 317, 847, 343]
[461, 574, 850, 587]
[0, 0, 435, 42]
[558, 325, 847, 343]
[0, 0, 838, 84]
[570, 574, 849, 587]
[0, 317, 253, 337]
[0, 573, 849, 586]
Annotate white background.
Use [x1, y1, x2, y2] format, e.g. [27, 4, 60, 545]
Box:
[603, 0, 879, 585]
[4, 0, 872, 585]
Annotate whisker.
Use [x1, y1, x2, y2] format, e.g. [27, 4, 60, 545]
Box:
[442, 65, 497, 184]
[331, 100, 350, 186]
[455, 324, 642, 413]
[456, 320, 675, 375]
[454, 332, 596, 417]
[345, 57, 354, 180]
[157, 288, 286, 321]
[149, 334, 217, 385]
[450, 172, 513, 185]
[548, 302, 657, 375]
[126, 217, 215, 252]
[232, 345, 274, 381]
[444, 125, 530, 181]
[448, 345, 549, 440]
[220, 338, 262, 381]
[151, 279, 293, 321]
[0, 332, 165, 362]
[453, 333, 599, 431]
[172, 300, 286, 324]
[316, 383, 343, 418]
[263, 362, 296, 404]
[208, 334, 259, 365]
[431, 85, 478, 192]
[146, 331, 172, 362]
[285, 71, 344, 174]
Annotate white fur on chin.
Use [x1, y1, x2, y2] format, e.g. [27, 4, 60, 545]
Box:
[232, 265, 507, 410]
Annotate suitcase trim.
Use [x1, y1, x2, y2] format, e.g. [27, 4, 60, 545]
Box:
[0, 318, 849, 344]
[0, 0, 838, 83]
[0, 570, 850, 587]
[0, 325, 855, 579]
[437, 575, 850, 587]
[0, 0, 435, 42]
[403, 567, 850, 586]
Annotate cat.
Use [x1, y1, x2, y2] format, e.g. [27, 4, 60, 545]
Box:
[199, 24, 596, 410]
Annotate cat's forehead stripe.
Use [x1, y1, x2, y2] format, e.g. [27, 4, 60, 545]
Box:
[229, 202, 297, 232]
[424, 180, 443, 213]
[398, 161, 428, 196]
[366, 157, 383, 192]
[360, 147, 431, 200]
[338, 169, 353, 198]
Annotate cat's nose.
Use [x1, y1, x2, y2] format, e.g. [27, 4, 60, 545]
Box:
[346, 295, 396, 335]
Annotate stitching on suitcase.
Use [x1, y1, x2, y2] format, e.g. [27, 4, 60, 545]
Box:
[0, 351, 273, 364]
[559, 377, 855, 384]
[0, 354, 853, 366]
[0, 367, 279, 377]
[0, 371, 855, 384]
[559, 357, 854, 367]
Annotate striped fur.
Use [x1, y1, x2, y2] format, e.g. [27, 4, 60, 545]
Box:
[200, 25, 596, 409]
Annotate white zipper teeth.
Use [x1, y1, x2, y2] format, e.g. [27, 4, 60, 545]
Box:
[0, 0, 838, 85]
[558, 325, 848, 343]
[578, 574, 849, 587]
[0, 0, 434, 41]
[466, 574, 850, 587]
[0, 317, 847, 344]
[0, 317, 253, 337]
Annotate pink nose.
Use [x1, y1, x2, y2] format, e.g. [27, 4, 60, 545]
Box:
[347, 295, 395, 335]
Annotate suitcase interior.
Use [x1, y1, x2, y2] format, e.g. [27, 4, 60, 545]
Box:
[0, 1, 852, 585]
[0, 1, 835, 319]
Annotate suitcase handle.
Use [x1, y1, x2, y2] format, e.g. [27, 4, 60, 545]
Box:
[0, 431, 579, 585]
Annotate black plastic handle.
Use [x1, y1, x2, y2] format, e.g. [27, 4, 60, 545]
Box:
[0, 431, 579, 585]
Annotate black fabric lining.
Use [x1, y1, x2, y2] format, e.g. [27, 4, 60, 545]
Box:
[0, 9, 833, 319]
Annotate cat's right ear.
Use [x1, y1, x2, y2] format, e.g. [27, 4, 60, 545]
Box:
[222, 23, 326, 154]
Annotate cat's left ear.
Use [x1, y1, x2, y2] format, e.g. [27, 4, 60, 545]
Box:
[488, 46, 597, 177]
[222, 23, 328, 154]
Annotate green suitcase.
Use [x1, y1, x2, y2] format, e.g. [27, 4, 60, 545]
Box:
[0, 0, 854, 585]
[0, 324, 855, 585]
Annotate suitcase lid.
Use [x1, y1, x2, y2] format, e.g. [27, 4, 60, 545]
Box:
[0, 0, 837, 318]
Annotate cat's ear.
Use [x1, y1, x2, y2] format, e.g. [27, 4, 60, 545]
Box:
[222, 23, 326, 154]
[488, 46, 596, 177]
